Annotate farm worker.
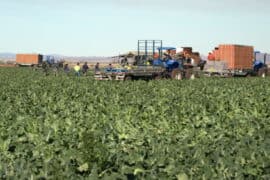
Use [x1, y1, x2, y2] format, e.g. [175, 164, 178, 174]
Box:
[64, 64, 70, 74]
[52, 63, 59, 76]
[95, 63, 100, 74]
[107, 64, 113, 72]
[190, 58, 195, 66]
[74, 63, 81, 76]
[125, 63, 131, 70]
[121, 57, 128, 66]
[186, 55, 192, 64]
[82, 62, 89, 76]
[42, 61, 49, 76]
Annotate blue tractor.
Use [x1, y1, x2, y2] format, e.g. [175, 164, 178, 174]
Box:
[252, 51, 268, 77]
[43, 55, 55, 66]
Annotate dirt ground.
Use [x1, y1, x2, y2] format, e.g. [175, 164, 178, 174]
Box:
[0, 64, 15, 67]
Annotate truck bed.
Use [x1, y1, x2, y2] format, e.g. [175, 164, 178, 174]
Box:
[126, 66, 164, 77]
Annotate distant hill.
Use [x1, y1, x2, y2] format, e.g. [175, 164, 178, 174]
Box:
[0, 53, 16, 61]
[0, 52, 207, 63]
[60, 55, 117, 63]
[0, 52, 118, 63]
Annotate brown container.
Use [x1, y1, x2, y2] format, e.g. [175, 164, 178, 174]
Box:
[218, 44, 253, 69]
[182, 47, 193, 55]
[193, 52, 200, 56]
[16, 54, 43, 65]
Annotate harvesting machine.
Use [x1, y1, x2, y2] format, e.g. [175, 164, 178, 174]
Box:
[95, 40, 202, 81]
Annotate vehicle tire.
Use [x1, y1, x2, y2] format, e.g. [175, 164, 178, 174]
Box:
[258, 68, 267, 77]
[171, 69, 182, 80]
[124, 76, 132, 81]
[185, 68, 192, 79]
[151, 73, 161, 80]
[153, 75, 161, 80]
[163, 72, 171, 79]
[246, 73, 251, 78]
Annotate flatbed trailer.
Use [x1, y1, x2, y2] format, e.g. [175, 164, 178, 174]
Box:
[94, 69, 127, 81]
[203, 61, 268, 78]
[94, 66, 190, 80]
[94, 64, 198, 81]
[94, 66, 166, 81]
[124, 66, 165, 80]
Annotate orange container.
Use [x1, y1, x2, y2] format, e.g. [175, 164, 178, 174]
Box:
[16, 54, 43, 65]
[213, 47, 220, 61]
[218, 44, 253, 69]
[208, 53, 215, 61]
[193, 52, 200, 56]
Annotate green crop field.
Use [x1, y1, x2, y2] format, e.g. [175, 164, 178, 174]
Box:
[0, 67, 270, 179]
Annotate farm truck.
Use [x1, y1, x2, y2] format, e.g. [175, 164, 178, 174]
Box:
[16, 54, 43, 67]
[16, 54, 64, 68]
[204, 45, 268, 77]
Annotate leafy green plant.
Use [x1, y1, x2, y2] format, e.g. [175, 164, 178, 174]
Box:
[0, 67, 270, 179]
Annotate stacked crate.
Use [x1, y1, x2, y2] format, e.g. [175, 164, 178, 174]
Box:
[218, 44, 253, 70]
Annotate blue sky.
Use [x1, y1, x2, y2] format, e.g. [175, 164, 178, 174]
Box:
[0, 0, 269, 56]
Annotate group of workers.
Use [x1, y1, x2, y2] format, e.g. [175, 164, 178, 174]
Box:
[41, 61, 117, 76]
[71, 62, 90, 76]
[72, 62, 119, 76]
[65, 62, 98, 76]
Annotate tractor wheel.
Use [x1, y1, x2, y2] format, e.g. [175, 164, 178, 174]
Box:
[185, 68, 193, 79]
[258, 68, 267, 77]
[152, 72, 163, 80]
[171, 69, 182, 80]
[246, 73, 251, 78]
[124, 76, 132, 81]
[154, 75, 162, 80]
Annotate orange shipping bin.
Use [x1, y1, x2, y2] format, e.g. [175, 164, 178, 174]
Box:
[213, 47, 220, 61]
[208, 53, 215, 61]
[218, 45, 253, 70]
[16, 54, 43, 65]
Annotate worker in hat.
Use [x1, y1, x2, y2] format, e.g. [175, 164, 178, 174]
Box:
[74, 63, 81, 76]
[82, 62, 89, 76]
[125, 63, 131, 70]
[94, 62, 100, 74]
[42, 61, 49, 76]
[64, 64, 70, 74]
